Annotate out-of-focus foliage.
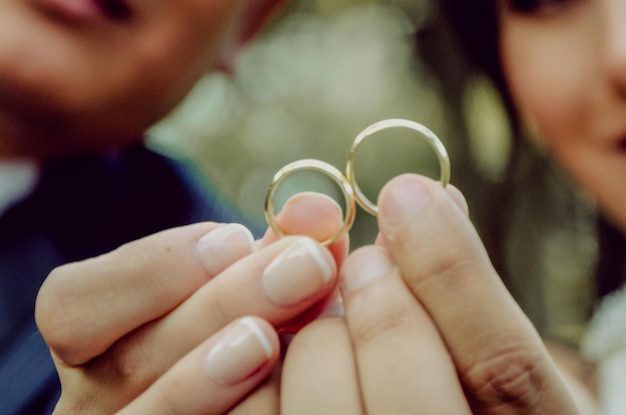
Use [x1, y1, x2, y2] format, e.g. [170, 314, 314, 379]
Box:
[150, 0, 598, 347]
[151, 0, 453, 247]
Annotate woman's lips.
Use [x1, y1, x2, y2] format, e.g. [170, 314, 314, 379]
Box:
[34, 0, 131, 23]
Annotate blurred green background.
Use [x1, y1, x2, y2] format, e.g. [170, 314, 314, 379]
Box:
[150, 0, 510, 244]
[150, 0, 597, 346]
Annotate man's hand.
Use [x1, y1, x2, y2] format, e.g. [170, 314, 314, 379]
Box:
[280, 175, 582, 415]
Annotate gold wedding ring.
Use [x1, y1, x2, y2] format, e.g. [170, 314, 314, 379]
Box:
[265, 119, 451, 244]
[264, 159, 356, 246]
[346, 118, 450, 216]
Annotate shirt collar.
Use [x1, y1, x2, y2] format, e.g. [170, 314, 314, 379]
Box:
[0, 160, 39, 217]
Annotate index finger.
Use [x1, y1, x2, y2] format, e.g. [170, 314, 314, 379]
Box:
[377, 174, 579, 414]
[258, 191, 349, 330]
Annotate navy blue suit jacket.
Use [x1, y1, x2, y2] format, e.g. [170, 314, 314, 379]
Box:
[0, 143, 260, 414]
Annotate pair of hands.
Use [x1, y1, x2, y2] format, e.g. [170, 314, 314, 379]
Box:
[35, 174, 580, 414]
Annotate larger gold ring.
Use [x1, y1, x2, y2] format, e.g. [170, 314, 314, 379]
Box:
[346, 118, 451, 216]
[265, 159, 357, 246]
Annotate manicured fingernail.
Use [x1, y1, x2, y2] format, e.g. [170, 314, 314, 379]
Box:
[262, 237, 334, 306]
[205, 317, 273, 386]
[379, 177, 430, 227]
[196, 224, 255, 275]
[340, 246, 395, 296]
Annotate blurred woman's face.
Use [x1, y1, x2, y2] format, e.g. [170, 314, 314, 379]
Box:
[0, 0, 285, 157]
[498, 0, 626, 232]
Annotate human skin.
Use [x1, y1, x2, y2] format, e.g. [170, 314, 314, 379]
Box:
[40, 175, 584, 415]
[0, 0, 286, 158]
[36, 192, 349, 414]
[498, 0, 626, 233]
[274, 175, 582, 415]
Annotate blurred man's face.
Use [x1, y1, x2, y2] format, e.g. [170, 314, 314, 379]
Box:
[0, 0, 286, 158]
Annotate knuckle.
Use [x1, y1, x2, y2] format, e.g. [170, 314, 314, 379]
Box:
[199, 290, 229, 332]
[35, 264, 89, 362]
[406, 238, 473, 289]
[392, 193, 489, 290]
[461, 344, 545, 410]
[105, 331, 160, 394]
[350, 297, 414, 346]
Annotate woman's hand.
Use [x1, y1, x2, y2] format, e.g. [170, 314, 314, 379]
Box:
[35, 192, 348, 414]
[281, 174, 581, 415]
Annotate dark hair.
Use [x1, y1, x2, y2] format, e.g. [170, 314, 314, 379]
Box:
[438, 1, 499, 77]
[418, 0, 599, 343]
[417, 0, 525, 280]
[438, 0, 521, 132]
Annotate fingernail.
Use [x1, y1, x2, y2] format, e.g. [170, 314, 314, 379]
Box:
[262, 237, 334, 306]
[196, 224, 255, 276]
[340, 246, 395, 296]
[379, 177, 430, 227]
[205, 317, 273, 386]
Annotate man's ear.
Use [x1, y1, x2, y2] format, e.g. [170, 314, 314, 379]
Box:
[216, 0, 288, 74]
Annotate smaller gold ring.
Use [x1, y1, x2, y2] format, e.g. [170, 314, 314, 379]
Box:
[265, 159, 356, 246]
[346, 118, 451, 216]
